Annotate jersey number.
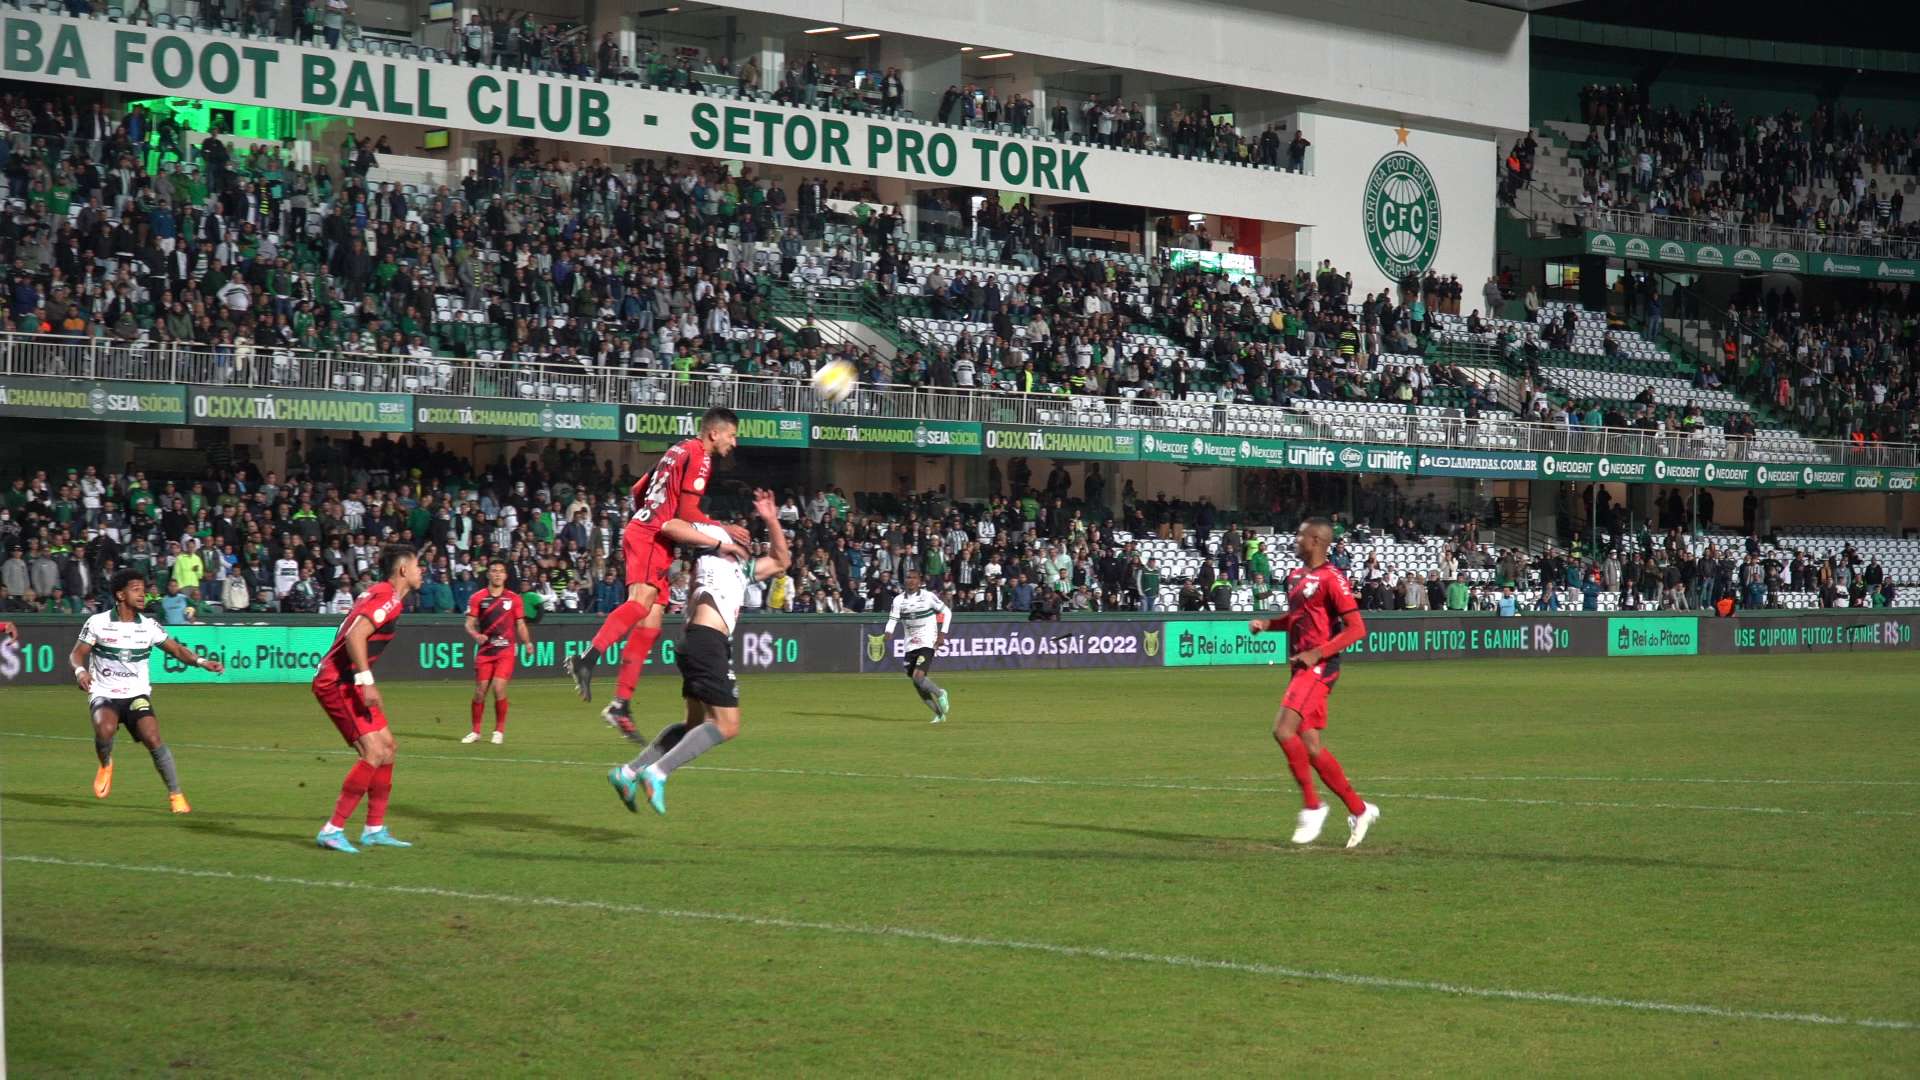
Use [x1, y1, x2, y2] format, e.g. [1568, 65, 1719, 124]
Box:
[632, 465, 673, 525]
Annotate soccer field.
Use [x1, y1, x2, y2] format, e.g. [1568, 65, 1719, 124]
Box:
[3, 655, 1917, 1075]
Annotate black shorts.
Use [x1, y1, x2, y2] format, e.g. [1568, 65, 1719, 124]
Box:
[90, 695, 156, 725]
[903, 647, 935, 677]
[676, 625, 739, 708]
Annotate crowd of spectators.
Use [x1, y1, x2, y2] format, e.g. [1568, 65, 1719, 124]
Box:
[1566, 84, 1920, 254]
[0, 84, 1495, 423]
[1720, 290, 1919, 445]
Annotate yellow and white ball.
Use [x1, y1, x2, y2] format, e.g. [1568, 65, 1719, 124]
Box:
[811, 359, 859, 404]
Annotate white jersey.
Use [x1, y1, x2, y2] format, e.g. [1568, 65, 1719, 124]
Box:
[686, 522, 754, 634]
[76, 612, 172, 699]
[886, 588, 951, 649]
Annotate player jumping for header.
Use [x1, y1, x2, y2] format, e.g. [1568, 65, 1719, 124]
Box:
[564, 407, 752, 739]
[1248, 518, 1381, 848]
[71, 570, 226, 813]
[609, 489, 789, 816]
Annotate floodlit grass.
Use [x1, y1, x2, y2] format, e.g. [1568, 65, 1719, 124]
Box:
[4, 655, 1918, 1074]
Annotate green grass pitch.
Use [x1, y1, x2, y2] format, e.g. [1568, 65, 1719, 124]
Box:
[3, 655, 1917, 1074]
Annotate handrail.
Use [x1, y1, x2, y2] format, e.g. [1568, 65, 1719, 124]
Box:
[0, 331, 1912, 466]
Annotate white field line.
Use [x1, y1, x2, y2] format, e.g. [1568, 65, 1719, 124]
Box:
[2, 731, 1915, 818]
[5, 854, 1914, 1033]
[1271, 775, 1920, 788]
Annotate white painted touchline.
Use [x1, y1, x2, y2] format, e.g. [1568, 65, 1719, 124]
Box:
[3, 732, 1916, 818]
[5, 854, 1913, 1032]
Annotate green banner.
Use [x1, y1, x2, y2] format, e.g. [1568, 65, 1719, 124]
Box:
[1160, 620, 1289, 666]
[1606, 616, 1699, 657]
[1283, 440, 1416, 474]
[1843, 467, 1920, 493]
[806, 416, 980, 455]
[982, 424, 1139, 460]
[1137, 431, 1243, 467]
[0, 376, 186, 424]
[1750, 462, 1850, 490]
[1584, 231, 1920, 282]
[416, 396, 621, 440]
[622, 406, 809, 448]
[156, 626, 338, 683]
[1535, 452, 1647, 483]
[189, 386, 411, 431]
[1417, 449, 1540, 478]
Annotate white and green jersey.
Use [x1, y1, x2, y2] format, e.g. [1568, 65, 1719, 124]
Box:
[687, 522, 755, 634]
[76, 612, 172, 699]
[886, 588, 951, 650]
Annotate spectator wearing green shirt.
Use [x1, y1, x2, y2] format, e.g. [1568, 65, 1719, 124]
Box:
[1446, 578, 1471, 611]
[169, 541, 206, 594]
[1247, 539, 1271, 584]
[1137, 558, 1161, 612]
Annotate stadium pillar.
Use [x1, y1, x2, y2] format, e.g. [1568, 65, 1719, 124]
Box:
[1577, 255, 1609, 313]
[1528, 479, 1557, 546]
[754, 35, 786, 95]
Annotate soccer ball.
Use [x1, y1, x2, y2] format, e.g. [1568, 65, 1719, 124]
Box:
[811, 359, 858, 404]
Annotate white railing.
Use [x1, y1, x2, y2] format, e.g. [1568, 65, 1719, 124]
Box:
[1, 332, 1912, 468]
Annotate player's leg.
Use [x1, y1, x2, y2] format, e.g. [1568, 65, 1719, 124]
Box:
[355, 727, 408, 846]
[488, 673, 512, 742]
[566, 525, 661, 697]
[603, 601, 666, 738]
[611, 696, 699, 813]
[316, 687, 406, 851]
[1302, 726, 1380, 848]
[89, 703, 121, 798]
[128, 710, 189, 813]
[1273, 678, 1330, 843]
[465, 659, 490, 743]
[908, 654, 949, 722]
[632, 627, 738, 815]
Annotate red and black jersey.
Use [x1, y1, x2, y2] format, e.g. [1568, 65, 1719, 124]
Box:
[1283, 562, 1360, 675]
[628, 438, 712, 531]
[313, 582, 404, 687]
[467, 587, 522, 658]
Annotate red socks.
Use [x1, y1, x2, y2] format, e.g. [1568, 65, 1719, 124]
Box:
[366, 764, 394, 827]
[470, 698, 484, 732]
[330, 761, 377, 828]
[614, 624, 661, 701]
[1279, 735, 1322, 810]
[591, 600, 648, 654]
[493, 698, 509, 732]
[1312, 749, 1367, 816]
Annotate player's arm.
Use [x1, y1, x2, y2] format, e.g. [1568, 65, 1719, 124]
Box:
[515, 603, 533, 647]
[1291, 603, 1366, 669]
[463, 592, 486, 644]
[748, 488, 791, 582]
[342, 615, 383, 712]
[656, 518, 751, 562]
[159, 635, 224, 675]
[884, 593, 903, 637]
[932, 592, 952, 648]
[69, 638, 93, 692]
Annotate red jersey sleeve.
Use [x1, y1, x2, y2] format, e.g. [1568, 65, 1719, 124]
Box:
[466, 589, 484, 617]
[1322, 568, 1360, 617]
